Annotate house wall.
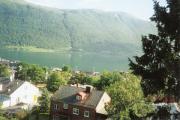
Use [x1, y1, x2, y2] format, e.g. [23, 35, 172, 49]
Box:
[50, 100, 97, 120]
[10, 82, 41, 107]
[95, 92, 111, 115]
[0, 94, 10, 108]
[2, 99, 10, 108]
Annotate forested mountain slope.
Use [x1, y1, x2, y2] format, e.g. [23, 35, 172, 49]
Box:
[0, 0, 155, 53]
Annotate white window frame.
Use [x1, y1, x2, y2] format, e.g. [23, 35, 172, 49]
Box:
[84, 111, 89, 118]
[54, 104, 58, 110]
[63, 103, 68, 109]
[73, 108, 79, 115]
[76, 95, 81, 101]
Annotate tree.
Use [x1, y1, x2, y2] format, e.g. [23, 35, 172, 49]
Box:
[62, 65, 71, 72]
[47, 72, 67, 92]
[60, 71, 72, 82]
[0, 64, 11, 77]
[69, 72, 99, 86]
[70, 72, 88, 84]
[129, 0, 180, 98]
[16, 62, 30, 80]
[38, 88, 50, 113]
[106, 73, 154, 120]
[16, 63, 46, 83]
[95, 72, 122, 90]
[27, 65, 46, 83]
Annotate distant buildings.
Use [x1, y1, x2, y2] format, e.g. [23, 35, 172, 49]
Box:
[0, 58, 19, 69]
[50, 85, 111, 120]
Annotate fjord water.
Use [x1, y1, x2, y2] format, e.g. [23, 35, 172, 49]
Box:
[0, 48, 130, 72]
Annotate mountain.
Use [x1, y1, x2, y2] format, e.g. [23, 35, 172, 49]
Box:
[0, 0, 156, 54]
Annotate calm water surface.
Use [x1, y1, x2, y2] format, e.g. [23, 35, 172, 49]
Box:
[0, 48, 130, 72]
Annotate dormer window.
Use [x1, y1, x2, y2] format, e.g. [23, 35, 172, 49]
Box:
[76, 95, 81, 101]
[76, 91, 89, 101]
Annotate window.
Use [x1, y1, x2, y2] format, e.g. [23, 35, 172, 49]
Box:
[76, 95, 81, 101]
[63, 103, 68, 109]
[54, 104, 58, 110]
[73, 108, 79, 115]
[84, 111, 89, 117]
[53, 115, 59, 120]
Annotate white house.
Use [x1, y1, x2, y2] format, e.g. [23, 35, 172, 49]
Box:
[0, 80, 41, 108]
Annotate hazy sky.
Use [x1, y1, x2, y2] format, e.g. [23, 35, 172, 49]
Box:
[26, 0, 167, 20]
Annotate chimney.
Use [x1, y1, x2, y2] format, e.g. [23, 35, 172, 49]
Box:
[85, 86, 91, 93]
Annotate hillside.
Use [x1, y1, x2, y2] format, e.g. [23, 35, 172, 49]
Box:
[0, 0, 156, 53]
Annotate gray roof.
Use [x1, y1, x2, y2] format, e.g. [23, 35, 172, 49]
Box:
[0, 77, 10, 84]
[52, 86, 105, 109]
[0, 80, 25, 95]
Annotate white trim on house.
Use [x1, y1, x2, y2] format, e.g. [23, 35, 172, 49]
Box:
[54, 104, 58, 110]
[73, 108, 79, 115]
[84, 110, 90, 117]
[95, 92, 111, 115]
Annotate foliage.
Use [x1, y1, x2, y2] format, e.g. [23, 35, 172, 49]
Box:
[62, 66, 71, 72]
[60, 71, 72, 81]
[16, 62, 29, 80]
[106, 73, 154, 120]
[129, 0, 180, 98]
[95, 71, 122, 90]
[27, 65, 46, 83]
[15, 110, 28, 120]
[0, 116, 7, 120]
[0, 64, 11, 77]
[16, 62, 46, 83]
[0, 0, 155, 54]
[70, 72, 86, 84]
[146, 91, 166, 103]
[47, 71, 67, 92]
[38, 88, 50, 113]
[69, 72, 99, 85]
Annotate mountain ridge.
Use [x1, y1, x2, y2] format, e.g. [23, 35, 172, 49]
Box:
[0, 0, 156, 54]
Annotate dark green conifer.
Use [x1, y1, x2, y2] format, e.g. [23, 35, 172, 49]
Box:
[129, 0, 180, 99]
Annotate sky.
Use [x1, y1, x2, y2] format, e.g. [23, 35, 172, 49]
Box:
[25, 0, 167, 20]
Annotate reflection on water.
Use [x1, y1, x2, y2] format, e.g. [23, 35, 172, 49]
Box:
[0, 48, 130, 72]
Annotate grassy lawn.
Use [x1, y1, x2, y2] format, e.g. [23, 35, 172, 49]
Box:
[29, 113, 49, 120]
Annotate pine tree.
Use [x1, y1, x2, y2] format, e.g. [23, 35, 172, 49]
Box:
[129, 0, 180, 99]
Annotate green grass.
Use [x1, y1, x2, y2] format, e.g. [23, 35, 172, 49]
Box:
[29, 113, 49, 120]
[6, 46, 55, 53]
